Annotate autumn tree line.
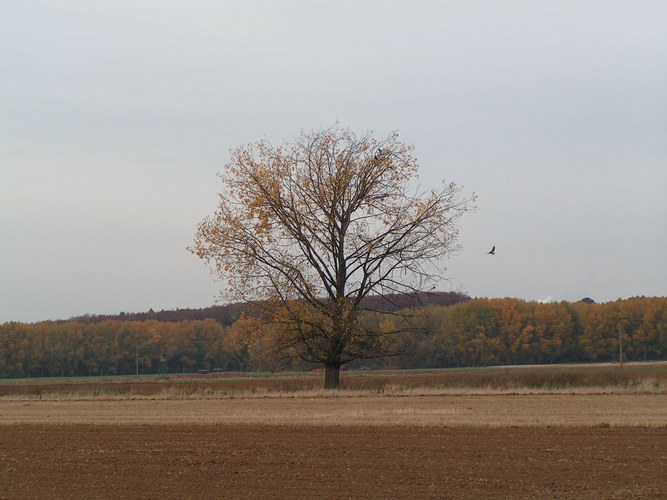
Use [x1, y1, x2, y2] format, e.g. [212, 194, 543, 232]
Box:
[0, 296, 664, 379]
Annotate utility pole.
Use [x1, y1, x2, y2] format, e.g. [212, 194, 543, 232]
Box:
[617, 322, 624, 370]
[611, 316, 633, 370]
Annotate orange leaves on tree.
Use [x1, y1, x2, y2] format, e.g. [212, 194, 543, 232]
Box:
[189, 125, 475, 387]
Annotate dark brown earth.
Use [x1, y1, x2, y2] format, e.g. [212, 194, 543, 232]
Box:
[1, 425, 665, 499]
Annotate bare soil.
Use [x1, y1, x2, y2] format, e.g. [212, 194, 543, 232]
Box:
[2, 391, 665, 498]
[1, 424, 665, 499]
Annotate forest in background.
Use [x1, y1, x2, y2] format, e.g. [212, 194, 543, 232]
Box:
[0, 295, 664, 378]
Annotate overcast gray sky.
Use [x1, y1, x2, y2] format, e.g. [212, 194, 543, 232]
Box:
[2, 1, 665, 323]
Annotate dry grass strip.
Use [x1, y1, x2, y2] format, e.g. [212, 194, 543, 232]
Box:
[1, 393, 665, 427]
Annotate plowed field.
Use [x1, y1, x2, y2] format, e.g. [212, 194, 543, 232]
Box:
[1, 424, 665, 499]
[2, 390, 666, 498]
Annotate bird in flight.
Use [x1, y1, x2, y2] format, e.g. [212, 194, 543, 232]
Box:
[487, 246, 495, 255]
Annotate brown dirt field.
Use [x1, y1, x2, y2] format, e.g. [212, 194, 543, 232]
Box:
[1, 424, 665, 499]
[1, 393, 665, 498]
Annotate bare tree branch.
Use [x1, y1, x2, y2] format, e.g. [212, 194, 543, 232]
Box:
[191, 126, 475, 387]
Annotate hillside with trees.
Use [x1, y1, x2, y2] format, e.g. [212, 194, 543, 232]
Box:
[0, 295, 664, 379]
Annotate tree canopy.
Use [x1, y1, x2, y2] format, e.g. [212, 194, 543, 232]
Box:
[191, 126, 474, 387]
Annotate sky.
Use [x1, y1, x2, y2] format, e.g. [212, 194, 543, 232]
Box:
[1, 1, 665, 323]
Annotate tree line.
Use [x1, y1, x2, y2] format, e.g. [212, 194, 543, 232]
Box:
[0, 296, 664, 379]
[385, 296, 665, 370]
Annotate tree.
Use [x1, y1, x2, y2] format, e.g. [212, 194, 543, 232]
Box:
[495, 298, 526, 364]
[191, 126, 474, 388]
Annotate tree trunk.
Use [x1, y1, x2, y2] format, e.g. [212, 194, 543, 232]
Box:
[324, 364, 341, 389]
